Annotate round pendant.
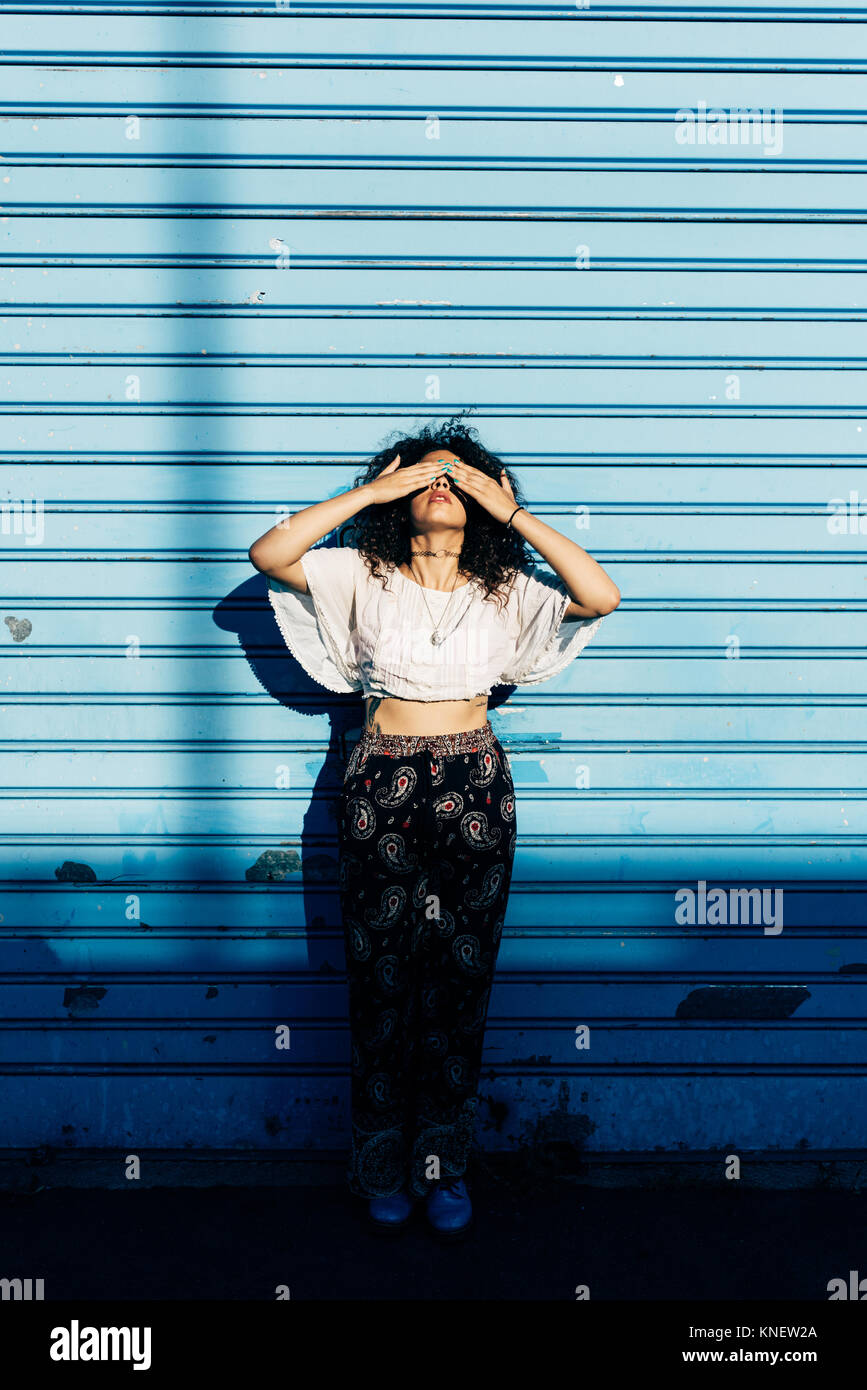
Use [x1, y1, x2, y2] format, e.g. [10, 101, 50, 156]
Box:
[431, 633, 442, 646]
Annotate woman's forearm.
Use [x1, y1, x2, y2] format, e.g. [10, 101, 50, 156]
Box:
[248, 485, 371, 572]
[511, 509, 621, 616]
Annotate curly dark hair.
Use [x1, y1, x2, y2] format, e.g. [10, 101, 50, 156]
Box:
[346, 419, 531, 603]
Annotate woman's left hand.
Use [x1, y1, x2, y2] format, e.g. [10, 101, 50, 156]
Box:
[449, 457, 621, 617]
[448, 462, 520, 525]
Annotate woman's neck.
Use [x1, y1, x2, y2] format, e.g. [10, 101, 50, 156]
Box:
[405, 531, 465, 591]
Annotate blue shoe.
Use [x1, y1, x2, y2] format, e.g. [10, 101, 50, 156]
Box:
[367, 1188, 416, 1234]
[425, 1177, 472, 1239]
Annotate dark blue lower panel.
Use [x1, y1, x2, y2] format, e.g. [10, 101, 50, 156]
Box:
[1, 1074, 864, 1152]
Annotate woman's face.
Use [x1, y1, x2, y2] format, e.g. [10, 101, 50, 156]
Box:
[407, 450, 468, 530]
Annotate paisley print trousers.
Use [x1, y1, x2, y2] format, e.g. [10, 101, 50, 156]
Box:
[337, 720, 516, 1199]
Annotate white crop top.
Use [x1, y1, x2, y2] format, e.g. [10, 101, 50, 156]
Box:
[266, 545, 602, 700]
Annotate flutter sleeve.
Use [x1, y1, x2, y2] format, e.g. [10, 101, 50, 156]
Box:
[266, 545, 364, 694]
[499, 564, 603, 686]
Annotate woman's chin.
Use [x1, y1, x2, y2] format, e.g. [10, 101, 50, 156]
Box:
[414, 505, 465, 528]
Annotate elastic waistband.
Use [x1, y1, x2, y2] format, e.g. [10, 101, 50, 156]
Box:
[356, 720, 498, 759]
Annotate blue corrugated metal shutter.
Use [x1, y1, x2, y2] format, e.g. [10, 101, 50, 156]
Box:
[2, 2, 865, 1156]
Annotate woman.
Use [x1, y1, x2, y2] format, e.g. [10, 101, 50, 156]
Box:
[248, 423, 620, 1238]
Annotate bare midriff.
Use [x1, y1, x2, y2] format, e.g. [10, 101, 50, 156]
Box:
[363, 695, 489, 736]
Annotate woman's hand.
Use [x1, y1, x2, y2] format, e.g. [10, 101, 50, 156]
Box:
[363, 454, 437, 505]
[448, 461, 519, 525]
[450, 458, 620, 616]
[250, 455, 429, 587]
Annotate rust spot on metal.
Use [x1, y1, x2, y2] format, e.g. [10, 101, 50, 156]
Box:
[676, 985, 810, 1020]
[533, 1109, 595, 1149]
[245, 849, 301, 882]
[55, 861, 97, 883]
[63, 984, 106, 1018]
[4, 615, 32, 642]
[302, 852, 338, 882]
[522, 1081, 597, 1175]
[479, 1095, 509, 1132]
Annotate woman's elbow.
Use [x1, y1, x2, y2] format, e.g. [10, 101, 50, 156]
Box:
[596, 585, 621, 616]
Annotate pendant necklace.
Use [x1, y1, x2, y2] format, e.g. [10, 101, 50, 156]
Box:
[409, 558, 463, 646]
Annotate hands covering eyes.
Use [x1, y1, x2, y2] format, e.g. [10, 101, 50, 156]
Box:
[367, 454, 520, 525]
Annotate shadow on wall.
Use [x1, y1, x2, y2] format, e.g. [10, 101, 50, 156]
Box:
[212, 563, 361, 969]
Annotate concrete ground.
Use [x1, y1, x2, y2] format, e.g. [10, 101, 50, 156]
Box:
[2, 1159, 863, 1301]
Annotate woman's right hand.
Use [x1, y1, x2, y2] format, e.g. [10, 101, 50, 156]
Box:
[249, 452, 436, 591]
[363, 454, 437, 505]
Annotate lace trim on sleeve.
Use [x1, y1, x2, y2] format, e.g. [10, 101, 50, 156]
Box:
[511, 606, 604, 686]
[267, 585, 359, 694]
